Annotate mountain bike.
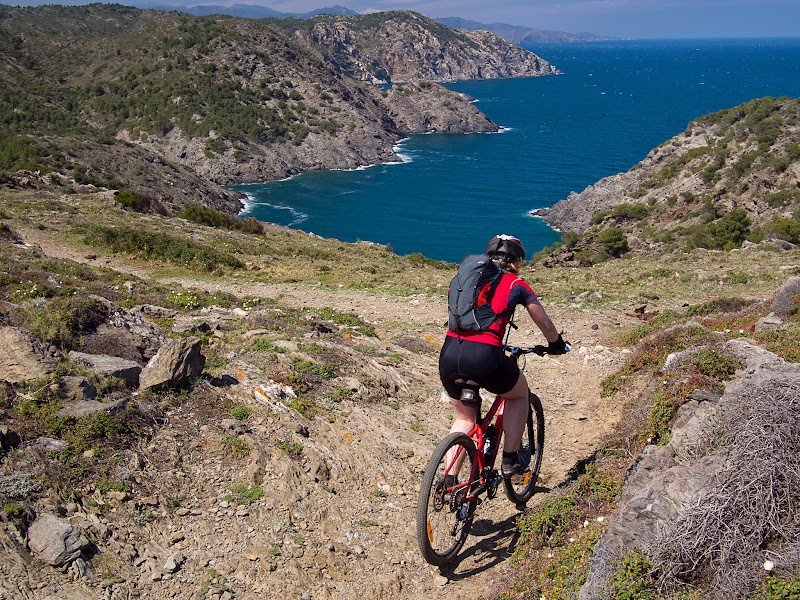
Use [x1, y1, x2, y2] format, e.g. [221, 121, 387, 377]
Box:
[416, 344, 560, 567]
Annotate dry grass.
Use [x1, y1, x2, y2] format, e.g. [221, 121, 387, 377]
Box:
[651, 377, 800, 599]
[1, 187, 455, 296]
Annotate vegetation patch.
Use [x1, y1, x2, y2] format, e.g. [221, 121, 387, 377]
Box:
[86, 226, 244, 272]
[177, 203, 263, 236]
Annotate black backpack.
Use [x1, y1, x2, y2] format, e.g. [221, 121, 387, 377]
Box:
[447, 254, 510, 335]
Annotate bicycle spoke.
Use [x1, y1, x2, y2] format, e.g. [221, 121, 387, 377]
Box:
[416, 433, 477, 566]
[504, 392, 545, 505]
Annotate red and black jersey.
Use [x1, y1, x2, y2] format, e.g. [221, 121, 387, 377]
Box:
[446, 272, 537, 347]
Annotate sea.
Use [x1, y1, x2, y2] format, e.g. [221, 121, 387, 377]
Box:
[234, 38, 800, 263]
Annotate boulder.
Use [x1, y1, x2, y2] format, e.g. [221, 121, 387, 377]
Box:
[68, 351, 142, 387]
[139, 337, 205, 391]
[56, 396, 129, 419]
[27, 514, 90, 567]
[770, 276, 800, 317]
[755, 313, 784, 333]
[171, 317, 212, 335]
[0, 326, 55, 383]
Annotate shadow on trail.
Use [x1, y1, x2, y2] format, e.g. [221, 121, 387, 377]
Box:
[439, 513, 521, 580]
[438, 485, 552, 581]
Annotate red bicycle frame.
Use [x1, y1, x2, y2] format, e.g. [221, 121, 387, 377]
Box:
[442, 393, 507, 502]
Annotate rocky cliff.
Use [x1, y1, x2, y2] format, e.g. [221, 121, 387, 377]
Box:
[266, 10, 559, 83]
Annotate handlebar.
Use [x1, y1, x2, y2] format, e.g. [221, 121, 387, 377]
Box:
[505, 342, 572, 358]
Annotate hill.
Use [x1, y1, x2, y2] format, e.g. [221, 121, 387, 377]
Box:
[128, 2, 358, 19]
[0, 5, 554, 214]
[534, 96, 800, 266]
[438, 17, 616, 44]
[262, 10, 558, 83]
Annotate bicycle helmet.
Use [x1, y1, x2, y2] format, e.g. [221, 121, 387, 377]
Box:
[486, 234, 525, 262]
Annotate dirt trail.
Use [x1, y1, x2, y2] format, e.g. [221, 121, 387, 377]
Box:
[14, 227, 637, 599]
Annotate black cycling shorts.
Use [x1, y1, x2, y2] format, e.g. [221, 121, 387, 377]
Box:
[438, 336, 521, 400]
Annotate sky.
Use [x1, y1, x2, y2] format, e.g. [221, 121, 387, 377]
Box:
[267, 0, 800, 39]
[13, 0, 800, 38]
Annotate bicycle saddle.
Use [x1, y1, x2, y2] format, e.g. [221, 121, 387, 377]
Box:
[454, 379, 481, 406]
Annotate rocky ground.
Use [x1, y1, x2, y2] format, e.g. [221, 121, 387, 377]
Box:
[0, 225, 640, 600]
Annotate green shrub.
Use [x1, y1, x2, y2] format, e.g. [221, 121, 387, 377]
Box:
[177, 203, 263, 235]
[576, 465, 621, 505]
[516, 495, 580, 548]
[610, 548, 656, 600]
[561, 231, 581, 248]
[748, 574, 800, 599]
[229, 405, 250, 420]
[598, 228, 629, 257]
[690, 348, 740, 381]
[647, 390, 675, 444]
[18, 296, 109, 350]
[231, 484, 263, 504]
[114, 189, 154, 212]
[315, 307, 376, 336]
[769, 216, 800, 244]
[610, 203, 650, 221]
[710, 208, 751, 250]
[220, 435, 251, 457]
[86, 226, 243, 272]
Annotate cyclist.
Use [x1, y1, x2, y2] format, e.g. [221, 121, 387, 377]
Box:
[439, 234, 567, 478]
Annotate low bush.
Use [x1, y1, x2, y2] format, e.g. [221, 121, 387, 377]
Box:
[114, 189, 166, 214]
[598, 228, 629, 257]
[177, 203, 263, 235]
[86, 226, 244, 272]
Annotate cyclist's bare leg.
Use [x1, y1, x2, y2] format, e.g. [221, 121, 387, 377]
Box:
[444, 393, 477, 479]
[448, 392, 477, 437]
[501, 372, 530, 453]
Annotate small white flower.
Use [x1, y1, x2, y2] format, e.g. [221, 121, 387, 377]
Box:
[597, 516, 604, 522]
[764, 560, 775, 571]
[569, 537, 575, 542]
[583, 520, 589, 528]
[547, 552, 553, 558]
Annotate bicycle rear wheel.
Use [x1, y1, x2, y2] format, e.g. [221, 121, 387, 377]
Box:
[504, 391, 545, 505]
[416, 432, 478, 566]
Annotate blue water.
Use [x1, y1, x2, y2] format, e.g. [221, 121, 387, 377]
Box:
[236, 38, 800, 263]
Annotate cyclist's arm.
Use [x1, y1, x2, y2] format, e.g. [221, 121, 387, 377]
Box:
[525, 298, 560, 343]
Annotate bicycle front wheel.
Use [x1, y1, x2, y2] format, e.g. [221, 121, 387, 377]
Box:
[504, 391, 545, 505]
[416, 432, 478, 566]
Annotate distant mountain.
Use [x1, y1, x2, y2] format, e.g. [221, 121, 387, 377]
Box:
[125, 2, 357, 19]
[438, 16, 617, 44]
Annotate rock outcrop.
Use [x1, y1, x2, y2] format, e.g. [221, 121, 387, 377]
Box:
[580, 339, 800, 599]
[68, 351, 142, 388]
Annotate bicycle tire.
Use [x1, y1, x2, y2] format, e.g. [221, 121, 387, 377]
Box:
[416, 432, 478, 566]
[503, 391, 545, 505]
